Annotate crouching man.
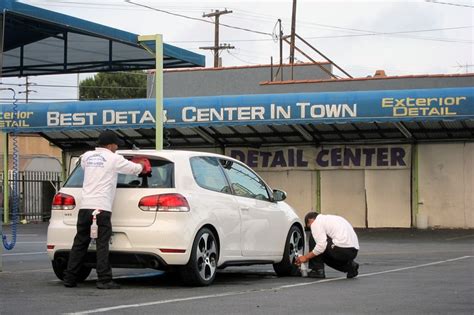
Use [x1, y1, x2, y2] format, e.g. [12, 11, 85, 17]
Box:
[296, 212, 360, 279]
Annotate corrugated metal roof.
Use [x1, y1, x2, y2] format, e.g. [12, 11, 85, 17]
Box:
[0, 0, 205, 77]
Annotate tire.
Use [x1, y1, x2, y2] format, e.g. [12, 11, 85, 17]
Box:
[180, 227, 219, 286]
[273, 225, 304, 276]
[52, 258, 92, 282]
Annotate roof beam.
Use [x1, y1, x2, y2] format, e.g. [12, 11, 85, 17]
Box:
[194, 127, 216, 144]
[394, 122, 413, 139]
[292, 124, 314, 141]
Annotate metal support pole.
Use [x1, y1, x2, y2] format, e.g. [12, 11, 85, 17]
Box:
[1, 132, 9, 272]
[138, 34, 163, 150]
[3, 132, 9, 224]
[155, 35, 163, 150]
[316, 170, 321, 213]
[411, 144, 419, 227]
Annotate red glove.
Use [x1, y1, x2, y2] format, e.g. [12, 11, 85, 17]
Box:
[131, 156, 151, 174]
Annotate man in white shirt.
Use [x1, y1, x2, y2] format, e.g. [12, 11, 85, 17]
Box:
[63, 130, 146, 289]
[296, 212, 360, 279]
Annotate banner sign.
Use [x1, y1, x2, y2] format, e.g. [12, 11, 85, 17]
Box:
[225, 145, 412, 170]
[0, 87, 472, 132]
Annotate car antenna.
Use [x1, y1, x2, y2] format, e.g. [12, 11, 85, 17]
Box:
[132, 144, 140, 150]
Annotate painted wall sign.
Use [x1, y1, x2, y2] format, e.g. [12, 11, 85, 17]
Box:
[225, 145, 412, 170]
[0, 87, 472, 132]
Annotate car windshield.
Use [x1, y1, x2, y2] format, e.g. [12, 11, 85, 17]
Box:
[64, 157, 174, 188]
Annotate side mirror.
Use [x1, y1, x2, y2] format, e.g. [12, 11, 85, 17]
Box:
[273, 189, 287, 202]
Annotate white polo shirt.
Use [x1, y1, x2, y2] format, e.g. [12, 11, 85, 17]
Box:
[311, 214, 360, 255]
[80, 148, 143, 212]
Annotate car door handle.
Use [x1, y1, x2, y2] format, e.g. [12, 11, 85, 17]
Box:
[240, 207, 249, 211]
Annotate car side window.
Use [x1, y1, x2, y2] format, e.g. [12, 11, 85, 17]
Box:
[220, 159, 271, 201]
[190, 156, 231, 194]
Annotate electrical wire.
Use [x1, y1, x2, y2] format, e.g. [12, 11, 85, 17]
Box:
[425, 0, 474, 8]
[124, 0, 274, 37]
[0, 82, 146, 89]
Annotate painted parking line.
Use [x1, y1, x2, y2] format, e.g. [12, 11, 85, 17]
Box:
[13, 241, 46, 244]
[2, 251, 46, 256]
[445, 234, 474, 241]
[0, 268, 52, 275]
[67, 255, 473, 315]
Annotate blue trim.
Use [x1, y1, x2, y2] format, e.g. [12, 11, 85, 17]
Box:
[1, 88, 473, 133]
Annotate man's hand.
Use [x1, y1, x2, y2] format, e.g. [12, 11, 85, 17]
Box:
[131, 156, 151, 175]
[295, 255, 309, 265]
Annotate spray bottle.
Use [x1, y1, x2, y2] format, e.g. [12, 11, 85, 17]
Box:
[90, 210, 101, 240]
[295, 251, 308, 277]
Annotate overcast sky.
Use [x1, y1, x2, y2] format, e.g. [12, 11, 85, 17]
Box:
[1, 0, 473, 102]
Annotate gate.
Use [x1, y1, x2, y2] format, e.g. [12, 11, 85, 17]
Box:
[1, 171, 62, 222]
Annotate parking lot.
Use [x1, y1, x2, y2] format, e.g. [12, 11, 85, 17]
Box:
[0, 223, 472, 315]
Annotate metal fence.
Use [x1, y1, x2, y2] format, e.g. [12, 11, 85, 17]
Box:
[1, 171, 62, 222]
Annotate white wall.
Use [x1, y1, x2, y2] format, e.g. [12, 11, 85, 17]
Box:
[365, 169, 411, 227]
[259, 171, 316, 219]
[321, 170, 367, 228]
[418, 143, 474, 228]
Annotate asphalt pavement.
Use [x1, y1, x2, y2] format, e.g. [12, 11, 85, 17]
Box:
[0, 223, 473, 315]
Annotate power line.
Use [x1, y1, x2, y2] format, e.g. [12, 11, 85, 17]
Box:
[425, 0, 474, 8]
[304, 26, 474, 44]
[124, 0, 273, 37]
[233, 8, 473, 43]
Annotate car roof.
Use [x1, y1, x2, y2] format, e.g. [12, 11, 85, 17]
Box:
[117, 149, 240, 163]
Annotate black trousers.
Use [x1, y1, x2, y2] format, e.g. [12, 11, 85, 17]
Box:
[64, 209, 113, 284]
[308, 233, 358, 273]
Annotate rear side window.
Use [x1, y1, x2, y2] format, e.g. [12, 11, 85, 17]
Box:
[190, 156, 231, 194]
[64, 157, 174, 188]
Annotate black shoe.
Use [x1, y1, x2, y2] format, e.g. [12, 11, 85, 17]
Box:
[97, 281, 120, 289]
[63, 281, 77, 288]
[307, 269, 326, 279]
[347, 262, 359, 279]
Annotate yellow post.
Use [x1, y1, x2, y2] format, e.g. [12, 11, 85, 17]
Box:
[138, 34, 163, 150]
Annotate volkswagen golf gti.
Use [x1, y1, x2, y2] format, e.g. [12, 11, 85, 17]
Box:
[47, 150, 305, 286]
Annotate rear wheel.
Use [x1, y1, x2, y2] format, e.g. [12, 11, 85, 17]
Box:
[180, 227, 219, 286]
[273, 225, 304, 276]
[52, 258, 92, 282]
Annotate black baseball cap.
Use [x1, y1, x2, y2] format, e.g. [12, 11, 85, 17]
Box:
[97, 130, 124, 146]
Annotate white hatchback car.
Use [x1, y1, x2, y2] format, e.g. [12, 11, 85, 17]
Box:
[47, 150, 305, 286]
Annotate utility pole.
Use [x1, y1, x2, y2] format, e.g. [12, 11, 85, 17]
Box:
[200, 9, 234, 67]
[279, 19, 283, 81]
[19, 76, 36, 103]
[289, 0, 297, 64]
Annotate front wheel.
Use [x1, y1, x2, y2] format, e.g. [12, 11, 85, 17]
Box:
[273, 225, 304, 276]
[179, 227, 219, 286]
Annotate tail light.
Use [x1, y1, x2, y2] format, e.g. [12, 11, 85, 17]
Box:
[138, 193, 190, 212]
[52, 192, 76, 210]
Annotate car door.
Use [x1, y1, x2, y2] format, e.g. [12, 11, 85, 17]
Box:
[220, 159, 288, 256]
[190, 156, 242, 258]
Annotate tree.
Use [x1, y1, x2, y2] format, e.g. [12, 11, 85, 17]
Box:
[79, 71, 147, 100]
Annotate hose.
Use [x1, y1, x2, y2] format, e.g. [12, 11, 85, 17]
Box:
[1, 88, 19, 250]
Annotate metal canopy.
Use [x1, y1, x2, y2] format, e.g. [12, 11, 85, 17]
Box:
[0, 0, 205, 77]
[36, 120, 474, 151]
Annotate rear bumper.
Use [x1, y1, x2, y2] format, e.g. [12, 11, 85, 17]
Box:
[53, 250, 173, 270]
[47, 212, 195, 266]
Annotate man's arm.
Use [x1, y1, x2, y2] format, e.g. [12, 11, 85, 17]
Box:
[114, 155, 144, 175]
[296, 223, 327, 264]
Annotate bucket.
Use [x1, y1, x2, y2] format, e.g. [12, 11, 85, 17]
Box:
[416, 213, 429, 229]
